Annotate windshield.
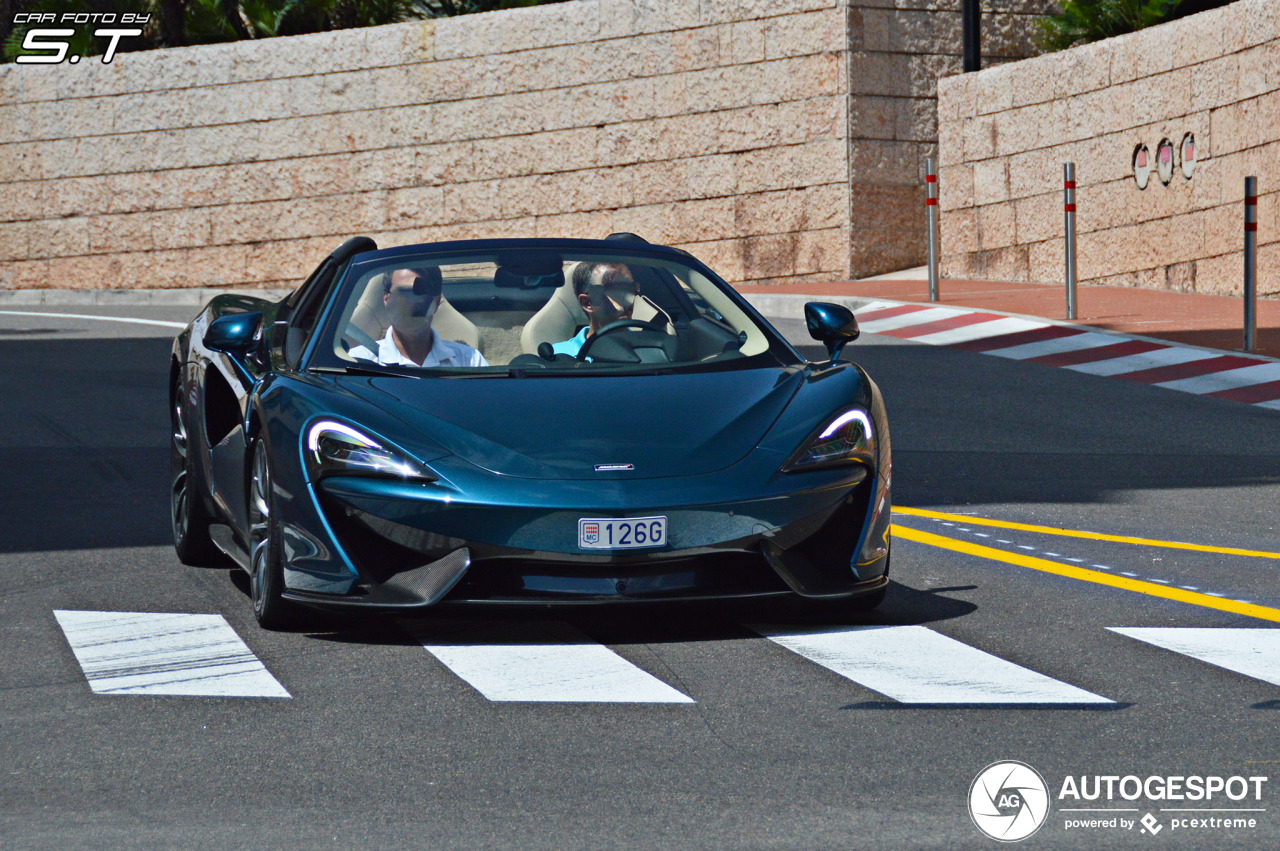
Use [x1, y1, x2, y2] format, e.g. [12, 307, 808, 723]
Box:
[310, 247, 799, 375]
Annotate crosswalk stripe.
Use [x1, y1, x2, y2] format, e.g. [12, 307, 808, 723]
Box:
[1109, 628, 1280, 687]
[53, 610, 290, 698]
[1119, 354, 1267, 385]
[987, 330, 1123, 360]
[1066, 346, 1220, 376]
[1212, 378, 1280, 403]
[852, 300, 900, 315]
[1159, 363, 1280, 395]
[878, 311, 1004, 339]
[754, 624, 1112, 704]
[908, 316, 1048, 346]
[857, 307, 965, 334]
[952, 324, 1080, 352]
[420, 622, 694, 704]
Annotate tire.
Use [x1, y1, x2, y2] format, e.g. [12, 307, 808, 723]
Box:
[171, 374, 220, 566]
[247, 437, 297, 630]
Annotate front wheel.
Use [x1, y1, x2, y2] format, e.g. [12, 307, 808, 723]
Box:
[171, 375, 219, 566]
[248, 438, 296, 630]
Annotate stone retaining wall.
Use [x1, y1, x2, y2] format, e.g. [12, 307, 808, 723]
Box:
[937, 0, 1280, 296]
[0, 0, 1049, 292]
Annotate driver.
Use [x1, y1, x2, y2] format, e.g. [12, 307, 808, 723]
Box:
[550, 262, 638, 357]
[349, 268, 487, 368]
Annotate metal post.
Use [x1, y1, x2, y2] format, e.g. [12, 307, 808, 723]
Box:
[962, 0, 981, 73]
[1064, 163, 1077, 321]
[1245, 176, 1258, 352]
[925, 158, 939, 302]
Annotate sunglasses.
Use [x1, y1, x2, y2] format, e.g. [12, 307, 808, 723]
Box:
[391, 275, 442, 298]
[412, 275, 442, 297]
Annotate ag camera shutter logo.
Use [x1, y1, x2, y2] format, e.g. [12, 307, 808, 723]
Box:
[969, 761, 1050, 842]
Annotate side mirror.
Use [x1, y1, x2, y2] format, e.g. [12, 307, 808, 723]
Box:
[203, 312, 263, 356]
[804, 302, 859, 362]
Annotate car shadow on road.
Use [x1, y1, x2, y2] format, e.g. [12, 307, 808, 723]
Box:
[282, 578, 977, 648]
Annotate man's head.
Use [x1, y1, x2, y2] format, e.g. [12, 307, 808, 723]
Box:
[573, 262, 637, 333]
[382, 267, 443, 337]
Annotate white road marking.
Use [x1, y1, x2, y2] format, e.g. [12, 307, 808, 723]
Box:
[755, 624, 1112, 704]
[852, 301, 899, 315]
[857, 307, 965, 333]
[1156, 362, 1280, 394]
[1110, 628, 1280, 688]
[1018, 545, 1036, 550]
[1067, 346, 1219, 376]
[987, 331, 1122, 360]
[53, 610, 289, 698]
[421, 622, 693, 703]
[909, 316, 1047, 346]
[0, 310, 186, 329]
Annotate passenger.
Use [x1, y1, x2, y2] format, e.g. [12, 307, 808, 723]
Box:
[551, 262, 639, 357]
[349, 268, 487, 367]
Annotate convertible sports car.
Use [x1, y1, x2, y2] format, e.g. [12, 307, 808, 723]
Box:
[170, 235, 891, 628]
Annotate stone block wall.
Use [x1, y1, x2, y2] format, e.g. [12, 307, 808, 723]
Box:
[849, 0, 1054, 275]
[0, 0, 1052, 292]
[937, 0, 1280, 296]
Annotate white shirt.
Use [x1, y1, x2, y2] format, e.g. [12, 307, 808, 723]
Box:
[349, 327, 488, 368]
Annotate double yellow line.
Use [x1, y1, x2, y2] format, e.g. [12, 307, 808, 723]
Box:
[891, 507, 1280, 623]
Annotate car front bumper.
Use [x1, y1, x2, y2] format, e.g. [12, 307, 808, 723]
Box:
[280, 464, 889, 610]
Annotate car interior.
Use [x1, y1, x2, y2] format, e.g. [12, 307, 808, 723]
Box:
[331, 256, 770, 369]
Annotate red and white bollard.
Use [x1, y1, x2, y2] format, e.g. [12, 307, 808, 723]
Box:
[926, 158, 939, 302]
[1244, 176, 1258, 352]
[1064, 163, 1077, 321]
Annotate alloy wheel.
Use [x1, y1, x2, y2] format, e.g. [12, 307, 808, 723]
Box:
[248, 444, 272, 615]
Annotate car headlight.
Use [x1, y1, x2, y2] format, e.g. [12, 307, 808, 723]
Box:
[305, 420, 436, 482]
[781, 408, 874, 472]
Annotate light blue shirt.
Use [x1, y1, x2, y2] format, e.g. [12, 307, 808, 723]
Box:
[550, 326, 589, 357]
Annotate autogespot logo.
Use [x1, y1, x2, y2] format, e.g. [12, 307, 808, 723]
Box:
[969, 761, 1051, 842]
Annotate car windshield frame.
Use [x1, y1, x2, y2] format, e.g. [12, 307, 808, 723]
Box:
[303, 239, 805, 377]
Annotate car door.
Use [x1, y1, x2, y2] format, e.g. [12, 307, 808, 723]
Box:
[207, 258, 341, 541]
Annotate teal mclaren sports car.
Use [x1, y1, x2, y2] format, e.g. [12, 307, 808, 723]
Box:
[170, 235, 891, 628]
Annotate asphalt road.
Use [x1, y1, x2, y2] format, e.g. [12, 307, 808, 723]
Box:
[2, 304, 1279, 849]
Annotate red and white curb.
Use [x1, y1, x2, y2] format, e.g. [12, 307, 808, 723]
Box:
[851, 300, 1280, 411]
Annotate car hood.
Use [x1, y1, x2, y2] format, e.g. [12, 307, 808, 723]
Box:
[338, 368, 806, 480]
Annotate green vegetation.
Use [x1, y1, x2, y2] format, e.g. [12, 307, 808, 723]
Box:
[2, 0, 564, 61]
[1037, 0, 1238, 51]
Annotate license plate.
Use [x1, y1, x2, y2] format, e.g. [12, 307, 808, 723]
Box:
[578, 516, 667, 550]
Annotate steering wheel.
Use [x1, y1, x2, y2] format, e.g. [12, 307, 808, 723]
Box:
[576, 319, 665, 361]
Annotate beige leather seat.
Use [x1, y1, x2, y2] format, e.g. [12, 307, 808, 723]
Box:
[520, 262, 671, 354]
[520, 263, 589, 354]
[348, 273, 481, 353]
